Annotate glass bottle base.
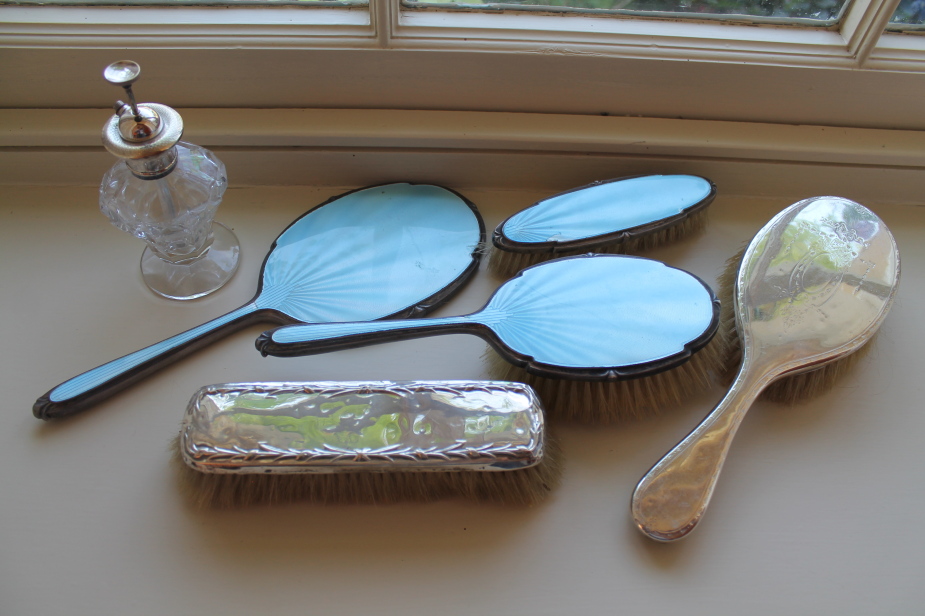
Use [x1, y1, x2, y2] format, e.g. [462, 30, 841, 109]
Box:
[140, 222, 240, 300]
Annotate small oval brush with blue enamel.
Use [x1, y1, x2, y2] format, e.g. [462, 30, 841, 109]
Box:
[488, 174, 716, 278]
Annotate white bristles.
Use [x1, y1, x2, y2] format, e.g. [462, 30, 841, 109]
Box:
[488, 208, 709, 279]
[171, 435, 562, 509]
[483, 331, 728, 423]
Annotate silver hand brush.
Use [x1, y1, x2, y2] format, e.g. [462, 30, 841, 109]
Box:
[632, 196, 900, 541]
[174, 380, 561, 507]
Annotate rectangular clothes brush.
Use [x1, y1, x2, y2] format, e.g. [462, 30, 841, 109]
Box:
[174, 380, 560, 507]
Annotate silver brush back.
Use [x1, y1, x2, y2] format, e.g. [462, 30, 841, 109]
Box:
[180, 380, 546, 475]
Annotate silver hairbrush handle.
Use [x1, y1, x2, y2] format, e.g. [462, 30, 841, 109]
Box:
[631, 363, 767, 541]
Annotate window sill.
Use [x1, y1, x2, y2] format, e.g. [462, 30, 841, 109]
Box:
[2, 108, 923, 205]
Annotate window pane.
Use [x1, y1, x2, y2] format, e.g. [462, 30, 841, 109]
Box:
[404, 0, 849, 24]
[889, 0, 925, 27]
[4, 0, 366, 6]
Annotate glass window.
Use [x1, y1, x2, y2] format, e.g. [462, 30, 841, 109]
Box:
[888, 0, 925, 28]
[403, 0, 849, 25]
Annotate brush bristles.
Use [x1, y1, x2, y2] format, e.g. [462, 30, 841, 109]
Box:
[716, 248, 744, 379]
[718, 247, 873, 404]
[171, 435, 562, 509]
[483, 332, 728, 423]
[488, 209, 709, 279]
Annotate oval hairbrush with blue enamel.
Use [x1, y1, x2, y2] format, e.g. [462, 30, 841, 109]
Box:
[257, 254, 726, 422]
[488, 174, 715, 278]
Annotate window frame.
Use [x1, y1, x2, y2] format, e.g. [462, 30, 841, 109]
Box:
[2, 0, 918, 62]
[1, 0, 924, 127]
[390, 0, 922, 69]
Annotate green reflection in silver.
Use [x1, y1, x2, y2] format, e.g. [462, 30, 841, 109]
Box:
[181, 381, 545, 474]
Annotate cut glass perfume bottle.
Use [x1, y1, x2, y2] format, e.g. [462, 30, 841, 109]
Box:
[99, 60, 239, 300]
